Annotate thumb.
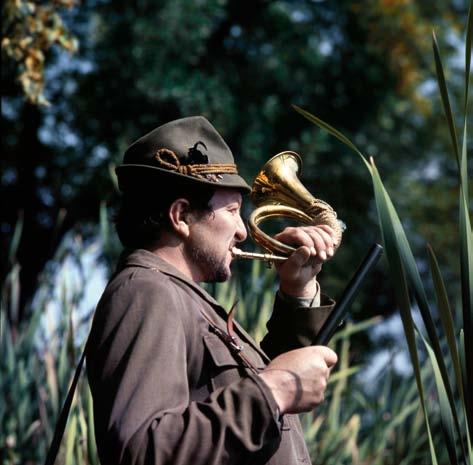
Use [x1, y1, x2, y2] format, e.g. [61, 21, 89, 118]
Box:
[314, 345, 338, 368]
[287, 246, 312, 267]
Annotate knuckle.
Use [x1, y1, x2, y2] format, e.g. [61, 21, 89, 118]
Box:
[322, 366, 329, 378]
[283, 226, 297, 234]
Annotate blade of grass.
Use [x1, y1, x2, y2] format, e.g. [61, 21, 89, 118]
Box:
[427, 245, 464, 403]
[464, 1, 472, 109]
[432, 31, 461, 171]
[459, 329, 473, 464]
[428, 243, 472, 452]
[459, 4, 472, 441]
[378, 401, 420, 457]
[86, 382, 99, 465]
[99, 202, 109, 249]
[292, 105, 371, 171]
[328, 366, 359, 384]
[370, 163, 439, 464]
[371, 159, 466, 458]
[330, 316, 381, 343]
[7, 211, 23, 264]
[328, 324, 351, 431]
[420, 332, 460, 465]
[64, 413, 77, 465]
[461, 123, 469, 210]
[459, 188, 473, 443]
[3, 264, 21, 328]
[108, 162, 119, 192]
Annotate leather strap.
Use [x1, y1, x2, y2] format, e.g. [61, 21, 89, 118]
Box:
[44, 343, 87, 465]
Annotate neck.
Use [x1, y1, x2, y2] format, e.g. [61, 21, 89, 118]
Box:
[149, 243, 201, 282]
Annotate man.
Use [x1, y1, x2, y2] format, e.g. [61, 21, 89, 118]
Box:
[86, 116, 339, 465]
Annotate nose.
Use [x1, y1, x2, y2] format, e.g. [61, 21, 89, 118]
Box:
[235, 214, 247, 242]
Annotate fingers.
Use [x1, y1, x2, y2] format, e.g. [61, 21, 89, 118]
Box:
[275, 225, 338, 261]
[259, 346, 339, 414]
[316, 224, 339, 244]
[303, 228, 333, 260]
[314, 345, 338, 368]
[286, 245, 312, 267]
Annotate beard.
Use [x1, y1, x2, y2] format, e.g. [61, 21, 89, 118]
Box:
[186, 241, 231, 283]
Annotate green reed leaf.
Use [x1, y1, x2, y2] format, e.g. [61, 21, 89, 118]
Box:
[369, 160, 439, 464]
[371, 159, 466, 458]
[108, 162, 120, 192]
[461, 124, 469, 211]
[86, 383, 99, 465]
[292, 105, 371, 171]
[99, 202, 109, 249]
[427, 245, 464, 401]
[433, 31, 461, 171]
[429, 242, 472, 451]
[8, 212, 23, 264]
[330, 316, 381, 343]
[328, 366, 359, 384]
[459, 5, 472, 442]
[420, 333, 460, 464]
[65, 413, 77, 465]
[465, 1, 472, 108]
[380, 401, 420, 451]
[328, 325, 351, 431]
[459, 186, 473, 442]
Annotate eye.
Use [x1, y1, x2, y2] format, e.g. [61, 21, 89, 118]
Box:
[228, 205, 240, 215]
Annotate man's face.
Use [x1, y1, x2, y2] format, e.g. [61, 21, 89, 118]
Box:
[185, 188, 247, 283]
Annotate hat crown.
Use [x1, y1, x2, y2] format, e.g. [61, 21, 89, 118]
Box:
[123, 116, 234, 166]
[116, 116, 250, 193]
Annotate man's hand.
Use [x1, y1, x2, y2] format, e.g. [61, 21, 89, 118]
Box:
[274, 224, 338, 298]
[258, 346, 338, 414]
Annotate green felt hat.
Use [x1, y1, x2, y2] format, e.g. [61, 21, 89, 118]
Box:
[116, 116, 251, 193]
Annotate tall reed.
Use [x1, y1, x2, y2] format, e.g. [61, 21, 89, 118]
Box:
[2, 229, 447, 464]
[294, 3, 472, 463]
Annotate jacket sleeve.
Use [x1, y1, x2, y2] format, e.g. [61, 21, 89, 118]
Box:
[260, 291, 335, 359]
[86, 274, 281, 465]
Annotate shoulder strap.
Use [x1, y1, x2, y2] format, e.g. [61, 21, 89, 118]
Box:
[44, 344, 87, 465]
[193, 299, 265, 375]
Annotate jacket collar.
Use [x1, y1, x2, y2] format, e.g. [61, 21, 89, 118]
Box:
[117, 249, 270, 362]
[117, 248, 222, 307]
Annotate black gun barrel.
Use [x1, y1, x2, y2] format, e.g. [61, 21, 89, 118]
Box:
[315, 243, 383, 345]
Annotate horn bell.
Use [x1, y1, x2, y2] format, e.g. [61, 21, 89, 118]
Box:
[248, 151, 344, 256]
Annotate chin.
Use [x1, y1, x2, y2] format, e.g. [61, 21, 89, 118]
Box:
[203, 264, 231, 283]
[189, 245, 233, 283]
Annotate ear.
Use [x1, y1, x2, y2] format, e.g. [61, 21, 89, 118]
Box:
[168, 198, 191, 238]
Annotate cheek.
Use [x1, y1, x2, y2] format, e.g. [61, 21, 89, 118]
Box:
[213, 215, 234, 234]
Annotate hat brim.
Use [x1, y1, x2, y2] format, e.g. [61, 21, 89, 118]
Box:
[115, 164, 251, 194]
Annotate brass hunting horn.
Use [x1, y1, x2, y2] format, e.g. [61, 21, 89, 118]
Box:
[232, 151, 345, 263]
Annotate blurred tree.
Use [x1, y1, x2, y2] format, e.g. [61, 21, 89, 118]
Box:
[2, 0, 80, 326]
[2, 0, 78, 105]
[1, 0, 469, 329]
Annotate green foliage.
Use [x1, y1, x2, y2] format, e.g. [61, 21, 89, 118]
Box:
[1, 228, 449, 464]
[1, 0, 79, 105]
[294, 3, 472, 462]
[1, 228, 98, 465]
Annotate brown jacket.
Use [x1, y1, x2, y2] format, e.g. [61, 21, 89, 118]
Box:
[86, 249, 334, 465]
